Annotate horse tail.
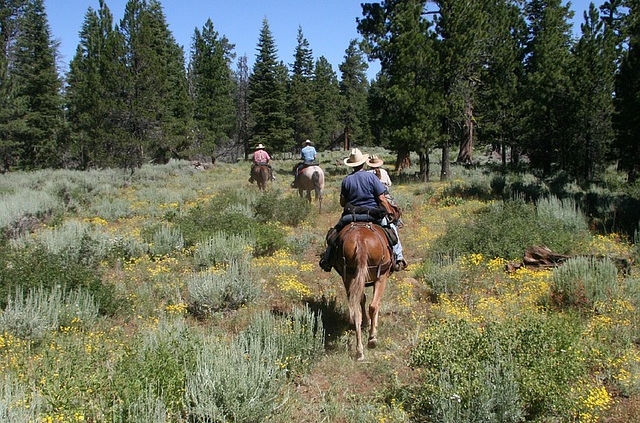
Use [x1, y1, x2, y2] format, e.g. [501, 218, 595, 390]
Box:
[312, 170, 323, 211]
[348, 242, 367, 324]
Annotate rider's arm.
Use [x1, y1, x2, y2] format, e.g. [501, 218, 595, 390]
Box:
[376, 193, 394, 216]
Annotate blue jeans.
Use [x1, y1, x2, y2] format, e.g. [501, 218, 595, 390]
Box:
[382, 217, 404, 261]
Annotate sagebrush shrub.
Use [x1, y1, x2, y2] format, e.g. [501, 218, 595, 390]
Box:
[551, 256, 620, 310]
[186, 259, 260, 317]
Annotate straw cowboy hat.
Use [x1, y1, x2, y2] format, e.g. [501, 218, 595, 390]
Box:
[303, 139, 313, 145]
[367, 155, 384, 168]
[255, 143, 265, 149]
[344, 148, 368, 167]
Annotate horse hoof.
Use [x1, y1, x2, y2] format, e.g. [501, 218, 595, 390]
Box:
[356, 352, 365, 361]
[368, 337, 377, 348]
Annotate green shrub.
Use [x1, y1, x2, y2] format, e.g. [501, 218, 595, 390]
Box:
[0, 244, 117, 315]
[408, 313, 587, 422]
[415, 255, 464, 296]
[185, 306, 323, 422]
[186, 259, 261, 317]
[253, 222, 287, 256]
[245, 306, 325, 378]
[254, 191, 312, 226]
[112, 318, 198, 417]
[186, 331, 288, 422]
[430, 197, 590, 260]
[551, 256, 620, 310]
[0, 286, 99, 341]
[0, 375, 44, 422]
[536, 195, 588, 233]
[149, 224, 184, 258]
[192, 232, 253, 269]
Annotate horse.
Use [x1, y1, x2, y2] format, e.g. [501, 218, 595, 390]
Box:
[331, 222, 393, 360]
[295, 165, 324, 211]
[251, 164, 270, 191]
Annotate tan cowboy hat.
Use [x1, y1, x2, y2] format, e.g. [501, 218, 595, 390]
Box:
[255, 143, 265, 149]
[367, 155, 384, 168]
[303, 139, 313, 145]
[344, 148, 368, 167]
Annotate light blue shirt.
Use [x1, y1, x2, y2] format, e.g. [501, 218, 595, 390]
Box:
[301, 145, 317, 163]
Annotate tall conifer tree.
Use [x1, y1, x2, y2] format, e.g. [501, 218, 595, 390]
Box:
[189, 18, 236, 159]
[312, 56, 342, 150]
[338, 39, 370, 150]
[248, 18, 292, 153]
[66, 0, 128, 168]
[522, 0, 574, 176]
[10, 0, 63, 169]
[0, 0, 28, 170]
[119, 0, 189, 167]
[288, 26, 316, 147]
[570, 3, 615, 182]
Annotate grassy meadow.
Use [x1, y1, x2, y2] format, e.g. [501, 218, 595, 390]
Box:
[1, 149, 639, 422]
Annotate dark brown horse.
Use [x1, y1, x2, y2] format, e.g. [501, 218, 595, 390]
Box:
[251, 165, 270, 191]
[331, 222, 393, 360]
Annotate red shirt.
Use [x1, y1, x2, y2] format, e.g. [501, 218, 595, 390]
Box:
[253, 149, 270, 164]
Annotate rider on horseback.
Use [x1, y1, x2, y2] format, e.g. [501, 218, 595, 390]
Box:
[248, 143, 275, 183]
[291, 139, 317, 188]
[319, 148, 406, 272]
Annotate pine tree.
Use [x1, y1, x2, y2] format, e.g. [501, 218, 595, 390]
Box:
[432, 0, 491, 179]
[359, 0, 442, 179]
[235, 54, 251, 160]
[613, 0, 640, 182]
[188, 18, 236, 159]
[312, 56, 342, 150]
[119, 0, 189, 168]
[288, 26, 316, 147]
[339, 39, 370, 150]
[476, 0, 527, 170]
[66, 0, 128, 169]
[0, 0, 28, 170]
[9, 0, 63, 169]
[248, 18, 292, 153]
[570, 3, 615, 183]
[522, 0, 574, 177]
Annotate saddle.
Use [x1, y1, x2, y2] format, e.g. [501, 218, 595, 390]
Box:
[326, 211, 398, 248]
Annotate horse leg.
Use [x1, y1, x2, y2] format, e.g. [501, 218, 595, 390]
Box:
[361, 292, 369, 329]
[344, 275, 365, 361]
[367, 276, 389, 348]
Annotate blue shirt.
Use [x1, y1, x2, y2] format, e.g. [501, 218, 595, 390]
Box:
[341, 170, 386, 210]
[301, 145, 317, 163]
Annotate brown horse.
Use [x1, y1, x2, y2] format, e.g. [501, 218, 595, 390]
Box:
[295, 165, 324, 211]
[251, 165, 270, 191]
[331, 222, 393, 360]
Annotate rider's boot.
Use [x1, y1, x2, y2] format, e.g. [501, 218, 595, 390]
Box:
[319, 246, 333, 272]
[393, 256, 407, 271]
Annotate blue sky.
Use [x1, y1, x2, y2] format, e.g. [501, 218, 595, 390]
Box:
[46, 0, 602, 81]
